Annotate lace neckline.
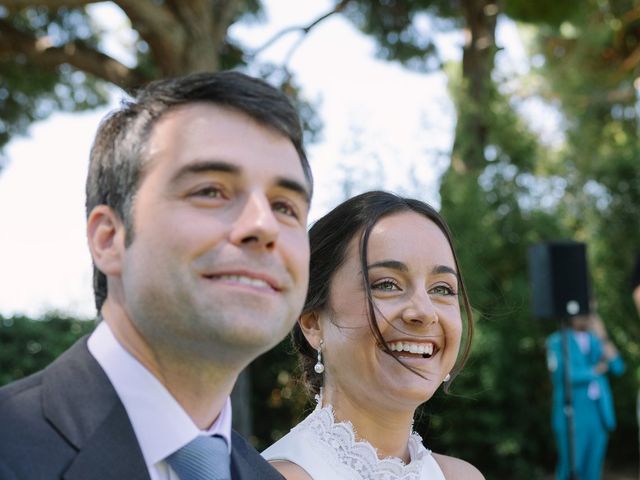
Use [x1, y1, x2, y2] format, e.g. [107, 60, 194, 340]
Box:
[292, 402, 431, 479]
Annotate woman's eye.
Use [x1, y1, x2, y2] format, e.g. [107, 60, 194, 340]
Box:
[371, 279, 400, 291]
[273, 201, 298, 219]
[430, 284, 457, 296]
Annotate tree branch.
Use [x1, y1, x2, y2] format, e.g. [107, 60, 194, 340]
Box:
[251, 0, 352, 58]
[0, 18, 148, 90]
[210, 0, 242, 47]
[113, 0, 180, 36]
[1, 0, 95, 10]
[622, 5, 640, 24]
[621, 44, 640, 72]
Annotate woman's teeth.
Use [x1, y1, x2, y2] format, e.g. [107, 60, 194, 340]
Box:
[388, 341, 435, 357]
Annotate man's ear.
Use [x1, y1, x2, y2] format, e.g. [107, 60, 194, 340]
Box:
[298, 311, 323, 350]
[87, 205, 126, 277]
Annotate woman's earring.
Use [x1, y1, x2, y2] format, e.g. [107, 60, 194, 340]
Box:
[443, 373, 451, 382]
[314, 340, 325, 374]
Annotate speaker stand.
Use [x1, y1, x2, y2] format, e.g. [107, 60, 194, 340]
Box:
[560, 317, 579, 480]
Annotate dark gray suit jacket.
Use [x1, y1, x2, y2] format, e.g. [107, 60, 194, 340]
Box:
[0, 337, 282, 480]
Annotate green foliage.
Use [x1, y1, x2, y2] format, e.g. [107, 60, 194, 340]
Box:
[249, 336, 311, 451]
[0, 61, 110, 151]
[0, 314, 94, 386]
[436, 163, 567, 478]
[529, 14, 640, 469]
[504, 0, 583, 27]
[343, 0, 461, 72]
[434, 32, 638, 474]
[0, 7, 111, 155]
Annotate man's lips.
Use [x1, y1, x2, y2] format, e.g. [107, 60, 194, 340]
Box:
[201, 271, 284, 292]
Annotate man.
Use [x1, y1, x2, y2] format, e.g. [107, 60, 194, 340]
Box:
[546, 311, 625, 480]
[0, 71, 313, 479]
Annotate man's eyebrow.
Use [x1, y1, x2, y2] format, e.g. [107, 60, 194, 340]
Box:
[275, 176, 311, 205]
[170, 160, 311, 203]
[170, 160, 239, 183]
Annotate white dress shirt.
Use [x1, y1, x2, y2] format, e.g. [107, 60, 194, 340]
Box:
[88, 321, 232, 480]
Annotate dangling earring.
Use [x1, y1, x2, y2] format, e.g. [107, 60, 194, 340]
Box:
[443, 373, 451, 382]
[314, 340, 325, 374]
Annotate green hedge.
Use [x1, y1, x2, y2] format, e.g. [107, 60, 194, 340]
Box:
[0, 314, 95, 385]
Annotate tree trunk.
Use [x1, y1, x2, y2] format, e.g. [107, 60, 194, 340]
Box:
[450, 0, 499, 174]
[114, 0, 241, 77]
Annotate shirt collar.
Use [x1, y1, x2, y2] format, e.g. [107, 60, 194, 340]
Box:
[87, 321, 233, 471]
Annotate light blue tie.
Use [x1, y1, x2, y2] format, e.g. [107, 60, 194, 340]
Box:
[166, 435, 231, 480]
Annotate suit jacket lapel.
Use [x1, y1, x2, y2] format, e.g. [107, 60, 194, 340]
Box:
[230, 446, 254, 479]
[230, 431, 283, 480]
[42, 337, 150, 480]
[63, 401, 149, 480]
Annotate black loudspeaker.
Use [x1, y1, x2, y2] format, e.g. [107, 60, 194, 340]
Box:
[528, 241, 590, 319]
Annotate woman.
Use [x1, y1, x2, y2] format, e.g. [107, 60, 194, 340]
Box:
[262, 191, 484, 479]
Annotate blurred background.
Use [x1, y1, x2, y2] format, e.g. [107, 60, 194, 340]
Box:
[1, 1, 639, 478]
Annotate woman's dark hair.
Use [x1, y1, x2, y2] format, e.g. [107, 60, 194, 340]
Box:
[292, 190, 474, 396]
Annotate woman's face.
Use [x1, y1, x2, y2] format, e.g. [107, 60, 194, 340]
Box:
[319, 211, 463, 413]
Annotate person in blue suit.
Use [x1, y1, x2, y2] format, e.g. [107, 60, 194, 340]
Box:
[547, 311, 625, 480]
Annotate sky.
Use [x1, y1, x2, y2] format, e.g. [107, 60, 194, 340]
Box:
[0, 1, 530, 318]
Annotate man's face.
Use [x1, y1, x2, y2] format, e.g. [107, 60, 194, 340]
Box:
[118, 103, 311, 364]
[570, 314, 591, 332]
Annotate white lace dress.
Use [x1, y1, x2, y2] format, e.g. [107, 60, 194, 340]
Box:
[261, 404, 446, 480]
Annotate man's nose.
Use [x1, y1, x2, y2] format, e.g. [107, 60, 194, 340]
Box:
[229, 192, 279, 250]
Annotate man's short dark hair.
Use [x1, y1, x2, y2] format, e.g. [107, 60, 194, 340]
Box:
[86, 70, 312, 312]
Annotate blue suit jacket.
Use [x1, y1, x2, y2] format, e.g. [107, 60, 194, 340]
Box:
[0, 337, 283, 480]
[547, 330, 625, 432]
